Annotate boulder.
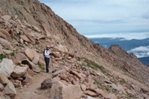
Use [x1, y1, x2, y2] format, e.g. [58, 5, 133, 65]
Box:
[20, 35, 30, 42]
[84, 90, 98, 97]
[80, 84, 87, 91]
[29, 31, 45, 40]
[15, 52, 28, 63]
[0, 58, 15, 77]
[0, 83, 4, 91]
[32, 25, 41, 33]
[52, 52, 61, 58]
[63, 84, 83, 99]
[49, 81, 83, 99]
[55, 45, 68, 52]
[0, 29, 11, 41]
[0, 75, 10, 86]
[53, 68, 68, 77]
[1, 15, 11, 22]
[4, 82, 17, 98]
[24, 48, 39, 64]
[21, 59, 41, 73]
[0, 38, 12, 49]
[41, 78, 52, 89]
[11, 65, 28, 78]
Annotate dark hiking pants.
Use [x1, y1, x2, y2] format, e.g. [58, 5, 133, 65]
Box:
[44, 57, 50, 73]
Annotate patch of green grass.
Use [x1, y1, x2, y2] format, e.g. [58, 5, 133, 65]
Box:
[125, 92, 136, 99]
[83, 59, 108, 75]
[0, 54, 7, 60]
[119, 79, 127, 85]
[37, 62, 44, 70]
[10, 52, 15, 56]
[94, 79, 107, 90]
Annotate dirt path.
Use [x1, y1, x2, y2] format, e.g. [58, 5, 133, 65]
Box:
[15, 72, 52, 99]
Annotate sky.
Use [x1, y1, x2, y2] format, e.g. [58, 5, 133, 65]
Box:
[39, 0, 149, 36]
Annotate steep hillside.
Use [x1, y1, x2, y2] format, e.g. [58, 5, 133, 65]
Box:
[0, 0, 97, 59]
[0, 0, 149, 99]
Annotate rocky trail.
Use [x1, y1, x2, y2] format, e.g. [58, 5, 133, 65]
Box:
[15, 72, 51, 99]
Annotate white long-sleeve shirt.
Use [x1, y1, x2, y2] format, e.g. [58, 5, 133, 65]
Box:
[44, 49, 50, 58]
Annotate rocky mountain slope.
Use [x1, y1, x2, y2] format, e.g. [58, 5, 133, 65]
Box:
[0, 0, 149, 99]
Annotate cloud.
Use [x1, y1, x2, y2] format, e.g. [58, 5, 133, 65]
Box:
[128, 46, 149, 58]
[39, 0, 149, 35]
[85, 32, 149, 40]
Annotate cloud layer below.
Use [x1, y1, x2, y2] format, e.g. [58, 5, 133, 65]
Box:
[128, 46, 149, 58]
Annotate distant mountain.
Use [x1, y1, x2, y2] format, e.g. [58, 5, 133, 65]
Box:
[139, 57, 149, 65]
[90, 38, 149, 65]
[90, 38, 149, 51]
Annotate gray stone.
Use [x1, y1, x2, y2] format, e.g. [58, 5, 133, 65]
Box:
[41, 78, 52, 89]
[1, 15, 11, 22]
[0, 58, 15, 77]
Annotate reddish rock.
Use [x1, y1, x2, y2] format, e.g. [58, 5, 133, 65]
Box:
[24, 48, 39, 64]
[0, 38, 12, 49]
[20, 35, 30, 42]
[0, 83, 4, 91]
[0, 75, 10, 86]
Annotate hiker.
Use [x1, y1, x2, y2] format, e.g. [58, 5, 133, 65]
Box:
[44, 45, 51, 73]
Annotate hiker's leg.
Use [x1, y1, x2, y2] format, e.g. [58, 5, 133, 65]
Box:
[45, 57, 49, 73]
[47, 58, 50, 72]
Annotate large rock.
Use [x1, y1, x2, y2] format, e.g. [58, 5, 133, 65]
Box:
[1, 15, 11, 22]
[0, 38, 12, 49]
[49, 81, 83, 99]
[24, 48, 39, 64]
[55, 45, 68, 52]
[20, 35, 30, 42]
[21, 59, 41, 73]
[41, 78, 52, 89]
[11, 65, 28, 78]
[0, 58, 15, 77]
[0, 29, 11, 41]
[63, 84, 83, 99]
[0, 75, 10, 86]
[0, 83, 4, 91]
[4, 82, 17, 98]
[14, 52, 28, 64]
